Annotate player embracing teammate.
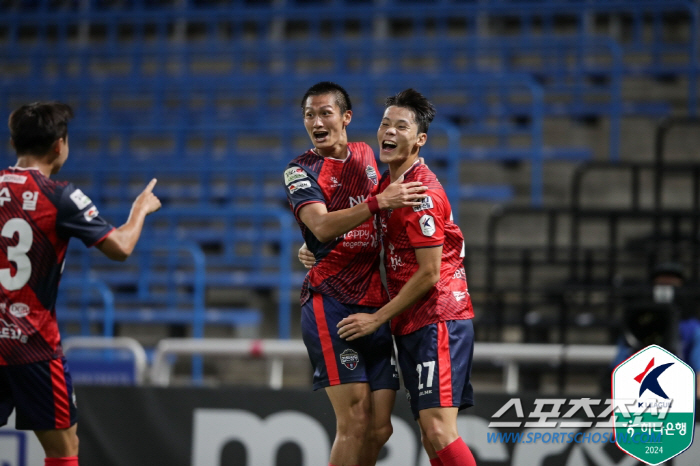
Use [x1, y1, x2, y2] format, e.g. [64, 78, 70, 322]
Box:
[296, 87, 478, 466]
[285, 82, 428, 466]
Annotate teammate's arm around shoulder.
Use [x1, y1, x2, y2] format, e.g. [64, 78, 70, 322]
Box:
[298, 175, 427, 243]
[97, 178, 161, 261]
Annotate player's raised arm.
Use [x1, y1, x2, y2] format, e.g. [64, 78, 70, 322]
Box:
[97, 178, 161, 261]
[298, 175, 427, 243]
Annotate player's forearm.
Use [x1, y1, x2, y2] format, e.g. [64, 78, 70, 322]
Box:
[105, 208, 149, 260]
[309, 203, 374, 242]
[374, 267, 440, 325]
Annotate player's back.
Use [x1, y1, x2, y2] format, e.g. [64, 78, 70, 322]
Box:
[0, 167, 113, 365]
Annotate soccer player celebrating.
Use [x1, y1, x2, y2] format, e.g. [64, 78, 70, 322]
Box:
[285, 81, 427, 466]
[337, 89, 478, 466]
[0, 102, 161, 466]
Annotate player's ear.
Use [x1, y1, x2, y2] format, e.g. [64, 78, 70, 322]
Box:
[343, 109, 352, 128]
[416, 132, 427, 147]
[47, 138, 63, 159]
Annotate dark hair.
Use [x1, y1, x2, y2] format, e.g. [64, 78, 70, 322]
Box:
[9, 102, 74, 156]
[385, 88, 436, 134]
[301, 81, 352, 114]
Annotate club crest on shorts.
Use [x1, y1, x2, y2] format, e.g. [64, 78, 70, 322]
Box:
[340, 348, 360, 370]
[366, 166, 378, 185]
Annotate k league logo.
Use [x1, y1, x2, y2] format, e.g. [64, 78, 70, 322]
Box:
[612, 344, 696, 465]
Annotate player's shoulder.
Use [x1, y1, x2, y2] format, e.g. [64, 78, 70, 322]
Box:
[288, 149, 320, 167]
[348, 141, 374, 158]
[411, 163, 442, 188]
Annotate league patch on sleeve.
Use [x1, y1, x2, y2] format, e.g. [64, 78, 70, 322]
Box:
[70, 189, 92, 209]
[419, 214, 436, 237]
[284, 167, 308, 185]
[288, 180, 311, 194]
[365, 165, 378, 185]
[413, 195, 434, 212]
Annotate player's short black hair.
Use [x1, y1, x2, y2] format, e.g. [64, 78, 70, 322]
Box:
[385, 88, 436, 134]
[301, 81, 352, 114]
[9, 102, 74, 156]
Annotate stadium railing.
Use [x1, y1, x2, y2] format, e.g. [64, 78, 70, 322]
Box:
[56, 276, 116, 337]
[90, 207, 299, 337]
[149, 337, 617, 393]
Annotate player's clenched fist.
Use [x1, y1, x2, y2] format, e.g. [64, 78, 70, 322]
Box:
[133, 178, 161, 215]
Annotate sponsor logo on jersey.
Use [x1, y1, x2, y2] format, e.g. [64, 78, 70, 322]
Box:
[9, 302, 30, 318]
[288, 180, 311, 194]
[70, 189, 92, 209]
[452, 291, 466, 301]
[284, 167, 308, 185]
[330, 176, 341, 188]
[84, 206, 99, 221]
[413, 195, 434, 212]
[419, 214, 435, 236]
[340, 348, 359, 370]
[0, 174, 27, 184]
[0, 318, 28, 343]
[365, 166, 378, 185]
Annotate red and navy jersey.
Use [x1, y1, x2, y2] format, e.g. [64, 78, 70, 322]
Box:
[0, 167, 115, 365]
[285, 142, 387, 307]
[378, 162, 474, 336]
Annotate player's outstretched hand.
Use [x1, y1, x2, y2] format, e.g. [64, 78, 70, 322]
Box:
[337, 313, 381, 341]
[376, 174, 427, 210]
[133, 178, 161, 215]
[298, 243, 316, 269]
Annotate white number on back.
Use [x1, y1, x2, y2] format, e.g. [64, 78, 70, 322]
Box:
[0, 218, 33, 291]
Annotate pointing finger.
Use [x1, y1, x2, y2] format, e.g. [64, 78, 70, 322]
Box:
[144, 178, 158, 193]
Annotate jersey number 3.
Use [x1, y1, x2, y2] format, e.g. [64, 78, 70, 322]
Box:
[0, 218, 33, 291]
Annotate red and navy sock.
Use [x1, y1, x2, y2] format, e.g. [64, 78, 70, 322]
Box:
[45, 457, 79, 466]
[436, 437, 477, 466]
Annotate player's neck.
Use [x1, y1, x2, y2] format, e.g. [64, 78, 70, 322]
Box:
[14, 155, 54, 178]
[389, 154, 420, 182]
[314, 141, 349, 160]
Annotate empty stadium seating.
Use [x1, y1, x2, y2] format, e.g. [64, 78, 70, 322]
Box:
[1, 0, 697, 356]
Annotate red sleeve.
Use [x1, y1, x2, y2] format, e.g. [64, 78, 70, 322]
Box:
[404, 190, 445, 248]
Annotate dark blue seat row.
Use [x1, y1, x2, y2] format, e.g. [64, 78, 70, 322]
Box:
[2, 0, 695, 116]
[61, 241, 265, 337]
[62, 207, 301, 338]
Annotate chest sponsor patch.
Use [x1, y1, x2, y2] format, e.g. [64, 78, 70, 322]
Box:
[413, 195, 434, 212]
[70, 189, 92, 209]
[9, 302, 30, 318]
[419, 214, 436, 237]
[365, 165, 378, 185]
[284, 167, 308, 185]
[288, 180, 311, 194]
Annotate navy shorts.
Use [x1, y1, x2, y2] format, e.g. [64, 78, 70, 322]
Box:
[396, 319, 475, 420]
[0, 357, 77, 431]
[302, 292, 399, 391]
